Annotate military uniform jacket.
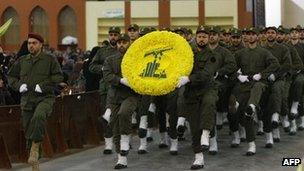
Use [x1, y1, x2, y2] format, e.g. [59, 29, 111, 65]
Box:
[7, 52, 63, 99]
[184, 46, 226, 99]
[264, 42, 292, 79]
[89, 45, 118, 75]
[228, 44, 245, 56]
[284, 42, 304, 73]
[102, 53, 138, 104]
[212, 45, 237, 78]
[234, 46, 279, 81]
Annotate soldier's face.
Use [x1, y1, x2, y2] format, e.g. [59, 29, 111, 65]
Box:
[231, 36, 241, 46]
[247, 32, 258, 44]
[276, 33, 285, 43]
[258, 32, 267, 41]
[196, 32, 209, 46]
[266, 29, 277, 42]
[128, 29, 139, 41]
[209, 32, 219, 44]
[108, 32, 119, 45]
[224, 34, 231, 43]
[27, 38, 42, 55]
[0, 79, 3, 88]
[117, 40, 130, 54]
[242, 34, 248, 42]
[300, 30, 304, 40]
[290, 30, 299, 40]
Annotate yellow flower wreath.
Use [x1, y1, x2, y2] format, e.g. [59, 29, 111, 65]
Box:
[121, 31, 193, 96]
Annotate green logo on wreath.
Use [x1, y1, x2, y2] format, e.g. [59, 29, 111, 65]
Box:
[140, 47, 173, 78]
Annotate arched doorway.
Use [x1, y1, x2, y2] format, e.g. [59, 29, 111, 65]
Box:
[29, 6, 49, 44]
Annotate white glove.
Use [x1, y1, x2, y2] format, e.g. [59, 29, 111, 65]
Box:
[35, 84, 42, 93]
[237, 69, 242, 75]
[237, 75, 249, 83]
[214, 72, 219, 79]
[253, 73, 262, 81]
[19, 84, 28, 93]
[120, 78, 129, 87]
[268, 74, 275, 82]
[148, 103, 156, 113]
[176, 76, 190, 88]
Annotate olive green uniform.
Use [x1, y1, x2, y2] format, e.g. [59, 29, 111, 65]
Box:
[264, 42, 291, 132]
[7, 52, 63, 147]
[181, 46, 228, 153]
[89, 45, 119, 139]
[231, 47, 279, 142]
[103, 53, 139, 154]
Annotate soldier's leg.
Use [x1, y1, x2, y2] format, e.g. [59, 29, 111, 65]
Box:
[27, 98, 54, 168]
[176, 87, 187, 140]
[166, 91, 178, 155]
[155, 96, 169, 148]
[186, 100, 204, 169]
[100, 92, 114, 154]
[239, 88, 257, 156]
[291, 74, 304, 131]
[262, 87, 274, 148]
[200, 88, 218, 150]
[137, 96, 151, 154]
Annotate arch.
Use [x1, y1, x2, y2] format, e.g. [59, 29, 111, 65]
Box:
[1, 7, 20, 45]
[58, 5, 77, 44]
[29, 6, 49, 44]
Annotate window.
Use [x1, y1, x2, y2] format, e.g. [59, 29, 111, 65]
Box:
[58, 6, 77, 44]
[30, 6, 49, 44]
[2, 7, 20, 45]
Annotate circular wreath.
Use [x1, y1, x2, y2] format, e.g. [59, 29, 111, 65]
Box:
[121, 31, 194, 96]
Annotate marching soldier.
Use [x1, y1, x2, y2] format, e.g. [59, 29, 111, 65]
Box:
[176, 26, 223, 169]
[277, 26, 304, 134]
[127, 24, 140, 43]
[263, 26, 291, 147]
[289, 27, 304, 133]
[89, 26, 121, 154]
[207, 26, 237, 155]
[7, 33, 63, 171]
[229, 27, 279, 155]
[103, 34, 139, 169]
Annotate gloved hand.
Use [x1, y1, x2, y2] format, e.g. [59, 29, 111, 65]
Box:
[214, 72, 219, 79]
[176, 76, 190, 88]
[19, 84, 28, 93]
[35, 84, 42, 93]
[237, 75, 249, 83]
[268, 74, 276, 82]
[253, 73, 262, 81]
[148, 103, 156, 113]
[120, 78, 129, 87]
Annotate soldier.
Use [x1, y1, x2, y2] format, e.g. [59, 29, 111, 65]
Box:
[173, 27, 187, 39]
[229, 27, 279, 155]
[241, 28, 249, 48]
[103, 34, 139, 169]
[263, 26, 291, 147]
[89, 26, 120, 154]
[207, 26, 237, 155]
[289, 27, 304, 133]
[228, 29, 245, 55]
[277, 26, 304, 134]
[176, 26, 221, 169]
[258, 26, 267, 47]
[127, 24, 140, 43]
[7, 33, 63, 171]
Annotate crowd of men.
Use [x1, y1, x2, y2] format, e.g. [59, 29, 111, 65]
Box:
[91, 24, 304, 170]
[2, 23, 304, 171]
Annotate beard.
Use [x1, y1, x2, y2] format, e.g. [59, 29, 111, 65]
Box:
[196, 42, 207, 49]
[267, 38, 275, 42]
[110, 40, 117, 46]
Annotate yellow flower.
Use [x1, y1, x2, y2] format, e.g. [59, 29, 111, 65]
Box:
[122, 31, 193, 96]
